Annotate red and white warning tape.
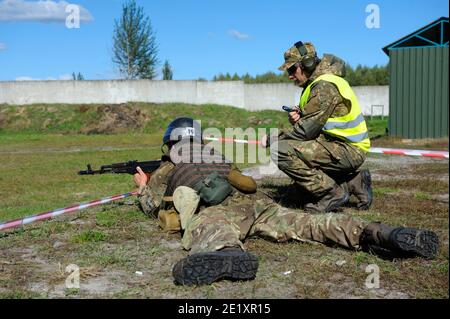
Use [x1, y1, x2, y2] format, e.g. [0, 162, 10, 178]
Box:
[0, 191, 138, 232]
[366, 147, 447, 158]
[204, 137, 449, 159]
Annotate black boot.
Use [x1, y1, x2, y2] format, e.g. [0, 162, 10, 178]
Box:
[346, 169, 373, 210]
[304, 184, 350, 213]
[360, 222, 440, 259]
[172, 248, 258, 286]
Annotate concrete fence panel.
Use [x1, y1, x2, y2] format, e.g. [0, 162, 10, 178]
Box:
[244, 83, 302, 111]
[196, 81, 245, 108]
[0, 80, 389, 115]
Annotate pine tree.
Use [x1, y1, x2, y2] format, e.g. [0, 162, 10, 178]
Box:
[162, 60, 173, 80]
[112, 0, 159, 79]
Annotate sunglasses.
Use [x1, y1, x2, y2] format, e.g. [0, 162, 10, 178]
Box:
[287, 64, 298, 75]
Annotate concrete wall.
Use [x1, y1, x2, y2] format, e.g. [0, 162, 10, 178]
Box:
[0, 80, 389, 116]
[353, 86, 389, 117]
[244, 83, 302, 111]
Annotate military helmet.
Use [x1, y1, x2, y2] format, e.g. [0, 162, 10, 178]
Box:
[163, 117, 202, 146]
[279, 41, 318, 73]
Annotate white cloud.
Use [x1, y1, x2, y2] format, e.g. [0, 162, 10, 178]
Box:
[0, 0, 94, 23]
[228, 29, 250, 40]
[15, 74, 75, 81]
[58, 73, 72, 80]
[0, 42, 6, 50]
[15, 76, 37, 81]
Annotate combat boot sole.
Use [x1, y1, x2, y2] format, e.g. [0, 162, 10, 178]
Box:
[391, 228, 440, 259]
[356, 169, 373, 210]
[173, 250, 258, 286]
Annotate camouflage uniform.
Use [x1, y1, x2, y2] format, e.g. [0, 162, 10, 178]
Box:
[138, 161, 368, 255]
[272, 53, 368, 198]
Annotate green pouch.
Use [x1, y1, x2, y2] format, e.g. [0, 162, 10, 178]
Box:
[193, 171, 233, 206]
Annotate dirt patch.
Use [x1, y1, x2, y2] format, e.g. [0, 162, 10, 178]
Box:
[81, 104, 148, 134]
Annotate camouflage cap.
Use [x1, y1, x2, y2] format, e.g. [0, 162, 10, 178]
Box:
[278, 42, 317, 71]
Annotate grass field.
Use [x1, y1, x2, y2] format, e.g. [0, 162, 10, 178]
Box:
[0, 103, 448, 299]
[0, 102, 391, 222]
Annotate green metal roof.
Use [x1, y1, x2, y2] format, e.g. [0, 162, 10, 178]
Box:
[382, 17, 448, 55]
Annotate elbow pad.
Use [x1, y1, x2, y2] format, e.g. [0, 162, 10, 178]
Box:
[227, 169, 257, 194]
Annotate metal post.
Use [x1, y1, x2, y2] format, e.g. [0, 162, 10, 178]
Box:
[371, 105, 384, 120]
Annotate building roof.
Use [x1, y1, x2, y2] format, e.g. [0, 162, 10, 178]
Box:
[382, 17, 449, 55]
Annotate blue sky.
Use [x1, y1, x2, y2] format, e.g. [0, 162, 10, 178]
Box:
[0, 0, 448, 81]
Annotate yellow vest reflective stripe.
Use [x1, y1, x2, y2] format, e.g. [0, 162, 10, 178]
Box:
[299, 74, 371, 152]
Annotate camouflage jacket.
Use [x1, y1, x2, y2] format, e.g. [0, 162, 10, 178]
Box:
[137, 159, 268, 219]
[279, 54, 353, 142]
[137, 160, 175, 218]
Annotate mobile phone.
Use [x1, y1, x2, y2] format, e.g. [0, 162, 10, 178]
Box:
[282, 105, 296, 112]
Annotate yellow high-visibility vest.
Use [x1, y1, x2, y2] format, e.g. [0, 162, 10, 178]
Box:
[299, 74, 370, 152]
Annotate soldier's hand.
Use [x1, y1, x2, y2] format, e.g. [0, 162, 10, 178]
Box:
[133, 166, 148, 187]
[288, 110, 301, 125]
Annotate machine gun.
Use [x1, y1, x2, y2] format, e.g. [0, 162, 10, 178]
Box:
[78, 160, 161, 177]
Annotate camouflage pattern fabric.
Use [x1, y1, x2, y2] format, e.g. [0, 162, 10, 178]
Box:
[137, 160, 175, 218]
[278, 42, 317, 71]
[137, 144, 367, 255]
[271, 53, 369, 198]
[271, 134, 366, 198]
[181, 191, 368, 254]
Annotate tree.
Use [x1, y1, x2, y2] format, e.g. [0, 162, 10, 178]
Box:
[212, 64, 389, 85]
[162, 60, 173, 80]
[344, 63, 388, 86]
[112, 0, 159, 79]
[72, 72, 85, 80]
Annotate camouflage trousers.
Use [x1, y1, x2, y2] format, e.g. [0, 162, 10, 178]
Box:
[181, 192, 368, 254]
[271, 135, 366, 198]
